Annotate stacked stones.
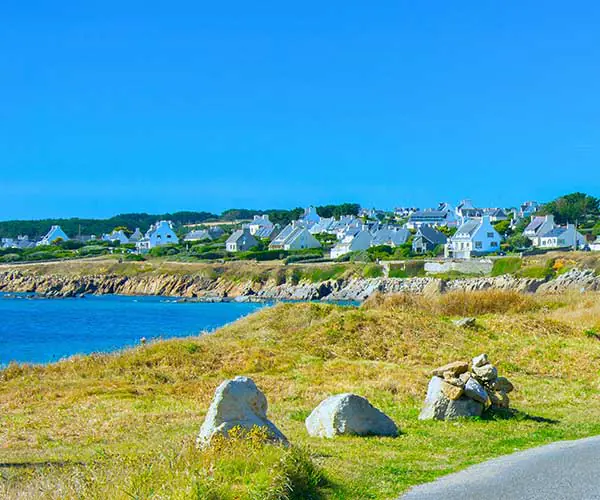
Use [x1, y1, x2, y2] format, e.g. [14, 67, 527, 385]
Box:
[419, 353, 514, 421]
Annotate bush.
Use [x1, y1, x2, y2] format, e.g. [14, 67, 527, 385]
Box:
[362, 263, 383, 278]
[1, 253, 21, 262]
[125, 254, 146, 261]
[79, 245, 109, 256]
[238, 250, 288, 261]
[148, 245, 180, 257]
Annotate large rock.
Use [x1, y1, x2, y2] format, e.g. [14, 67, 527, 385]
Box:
[472, 353, 489, 368]
[441, 380, 464, 400]
[489, 391, 510, 409]
[472, 363, 498, 382]
[431, 361, 469, 377]
[197, 376, 288, 447]
[419, 377, 484, 420]
[464, 377, 489, 404]
[305, 393, 398, 438]
[493, 376, 514, 393]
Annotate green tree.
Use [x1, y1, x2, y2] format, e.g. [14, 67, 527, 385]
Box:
[540, 192, 600, 225]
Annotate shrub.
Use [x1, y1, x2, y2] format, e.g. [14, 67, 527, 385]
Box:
[362, 263, 383, 278]
[125, 254, 146, 261]
[1, 253, 21, 262]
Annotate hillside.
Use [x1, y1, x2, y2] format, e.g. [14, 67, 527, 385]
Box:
[1, 290, 600, 498]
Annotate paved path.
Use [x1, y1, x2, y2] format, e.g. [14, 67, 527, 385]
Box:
[401, 435, 600, 500]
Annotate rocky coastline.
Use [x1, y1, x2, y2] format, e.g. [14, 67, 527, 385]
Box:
[0, 267, 598, 302]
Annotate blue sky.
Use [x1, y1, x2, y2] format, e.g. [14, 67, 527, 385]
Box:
[1, 1, 599, 219]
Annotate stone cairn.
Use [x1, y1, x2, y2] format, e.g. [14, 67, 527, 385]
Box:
[419, 353, 514, 421]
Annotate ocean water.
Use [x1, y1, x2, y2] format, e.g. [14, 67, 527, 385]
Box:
[0, 293, 268, 365]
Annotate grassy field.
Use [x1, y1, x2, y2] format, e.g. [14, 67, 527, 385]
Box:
[1, 290, 600, 499]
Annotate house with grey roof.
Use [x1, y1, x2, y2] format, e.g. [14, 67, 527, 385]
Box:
[522, 214, 584, 249]
[536, 224, 585, 250]
[330, 229, 373, 259]
[412, 225, 447, 254]
[269, 222, 321, 251]
[226, 228, 258, 253]
[371, 227, 410, 247]
[248, 215, 275, 237]
[129, 228, 143, 242]
[445, 216, 501, 259]
[102, 230, 130, 244]
[406, 209, 457, 230]
[184, 229, 213, 242]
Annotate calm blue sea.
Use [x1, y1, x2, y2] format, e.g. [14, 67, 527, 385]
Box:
[0, 293, 268, 366]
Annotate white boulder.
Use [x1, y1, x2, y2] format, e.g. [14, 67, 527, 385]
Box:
[419, 376, 484, 421]
[306, 393, 398, 438]
[197, 376, 288, 447]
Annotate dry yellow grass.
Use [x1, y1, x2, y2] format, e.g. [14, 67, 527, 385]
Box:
[1, 290, 600, 498]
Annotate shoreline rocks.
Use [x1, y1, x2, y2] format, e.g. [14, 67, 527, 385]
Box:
[0, 266, 598, 302]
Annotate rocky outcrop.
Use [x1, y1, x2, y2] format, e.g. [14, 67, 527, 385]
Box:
[419, 354, 514, 421]
[536, 268, 600, 293]
[305, 393, 398, 438]
[0, 266, 597, 301]
[197, 376, 288, 447]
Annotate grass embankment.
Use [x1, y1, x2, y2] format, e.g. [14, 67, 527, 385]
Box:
[2, 290, 600, 499]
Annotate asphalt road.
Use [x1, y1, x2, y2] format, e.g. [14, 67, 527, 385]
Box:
[400, 435, 600, 500]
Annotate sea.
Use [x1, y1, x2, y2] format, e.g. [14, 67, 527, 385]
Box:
[0, 293, 269, 366]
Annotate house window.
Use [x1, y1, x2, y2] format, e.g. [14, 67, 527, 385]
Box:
[475, 241, 482, 249]
[487, 232, 494, 238]
[491, 241, 498, 247]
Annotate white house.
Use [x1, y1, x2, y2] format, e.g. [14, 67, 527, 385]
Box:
[226, 228, 258, 252]
[524, 215, 585, 249]
[523, 215, 557, 245]
[248, 215, 274, 236]
[136, 221, 179, 252]
[445, 216, 501, 259]
[590, 237, 600, 252]
[38, 225, 69, 246]
[331, 229, 373, 259]
[536, 224, 586, 250]
[269, 222, 321, 251]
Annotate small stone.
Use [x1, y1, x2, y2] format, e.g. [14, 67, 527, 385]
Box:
[453, 317, 476, 328]
[472, 353, 489, 368]
[445, 397, 484, 420]
[442, 372, 465, 387]
[305, 393, 398, 438]
[459, 372, 471, 383]
[493, 376, 514, 393]
[441, 380, 464, 400]
[431, 361, 469, 378]
[489, 391, 510, 408]
[472, 363, 498, 382]
[463, 377, 489, 404]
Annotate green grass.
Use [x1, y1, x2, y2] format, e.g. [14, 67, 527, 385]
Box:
[2, 291, 600, 498]
[491, 257, 522, 276]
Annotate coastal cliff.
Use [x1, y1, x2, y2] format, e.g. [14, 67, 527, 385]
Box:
[1, 267, 598, 301]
